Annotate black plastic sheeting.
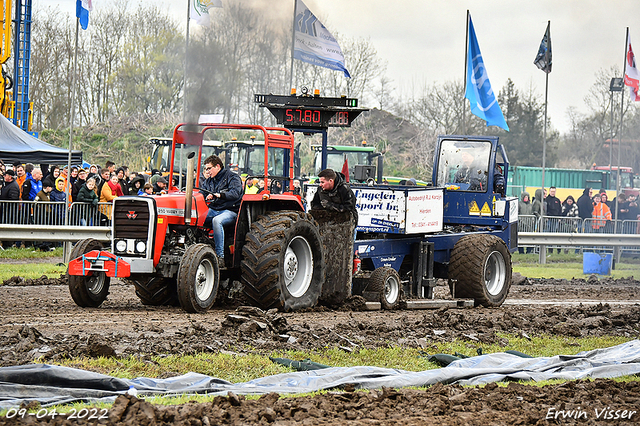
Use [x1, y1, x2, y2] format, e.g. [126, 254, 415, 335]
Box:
[1, 340, 640, 409]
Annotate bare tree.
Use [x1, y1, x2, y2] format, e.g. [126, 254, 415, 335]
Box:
[88, 0, 130, 121]
[30, 7, 76, 130]
[113, 5, 183, 116]
[375, 72, 394, 111]
[559, 66, 639, 170]
[400, 79, 485, 135]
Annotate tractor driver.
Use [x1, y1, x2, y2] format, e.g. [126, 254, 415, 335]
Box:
[201, 154, 243, 268]
[454, 150, 487, 191]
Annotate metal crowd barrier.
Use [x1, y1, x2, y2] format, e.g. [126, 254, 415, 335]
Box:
[518, 216, 640, 236]
[0, 203, 638, 262]
[517, 215, 640, 262]
[517, 215, 539, 232]
[0, 200, 111, 227]
[0, 201, 112, 255]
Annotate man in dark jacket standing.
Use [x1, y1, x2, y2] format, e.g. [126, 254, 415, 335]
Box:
[0, 169, 20, 227]
[576, 187, 593, 220]
[545, 186, 562, 217]
[310, 169, 357, 224]
[544, 187, 562, 254]
[201, 154, 243, 267]
[71, 169, 87, 202]
[0, 169, 19, 201]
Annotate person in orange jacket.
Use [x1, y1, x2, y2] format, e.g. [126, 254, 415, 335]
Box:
[591, 193, 612, 232]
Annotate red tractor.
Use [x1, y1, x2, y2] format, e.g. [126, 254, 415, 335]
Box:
[67, 123, 325, 313]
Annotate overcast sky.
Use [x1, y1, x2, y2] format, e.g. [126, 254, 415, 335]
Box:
[35, 0, 640, 134]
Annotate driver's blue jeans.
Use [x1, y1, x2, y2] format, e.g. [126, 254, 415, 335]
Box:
[204, 209, 237, 258]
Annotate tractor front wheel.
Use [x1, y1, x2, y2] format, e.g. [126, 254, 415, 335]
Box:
[177, 244, 219, 313]
[67, 238, 111, 308]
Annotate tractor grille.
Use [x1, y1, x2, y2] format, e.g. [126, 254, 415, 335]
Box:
[113, 199, 152, 239]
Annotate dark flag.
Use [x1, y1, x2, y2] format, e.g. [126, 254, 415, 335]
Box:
[534, 21, 552, 73]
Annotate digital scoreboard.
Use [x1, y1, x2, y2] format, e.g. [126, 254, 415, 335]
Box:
[254, 93, 368, 130]
[279, 108, 357, 128]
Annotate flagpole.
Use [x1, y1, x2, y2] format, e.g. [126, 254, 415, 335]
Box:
[540, 21, 550, 219]
[63, 16, 80, 260]
[540, 70, 548, 205]
[183, 0, 191, 122]
[615, 27, 629, 234]
[462, 10, 469, 134]
[288, 0, 298, 92]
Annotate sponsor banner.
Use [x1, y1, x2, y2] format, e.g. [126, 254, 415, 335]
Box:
[354, 187, 406, 233]
[307, 186, 444, 234]
[404, 189, 443, 233]
[293, 0, 350, 78]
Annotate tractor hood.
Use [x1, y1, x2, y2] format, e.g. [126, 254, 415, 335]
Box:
[150, 190, 208, 227]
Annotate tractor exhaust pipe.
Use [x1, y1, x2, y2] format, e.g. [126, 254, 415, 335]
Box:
[184, 152, 196, 224]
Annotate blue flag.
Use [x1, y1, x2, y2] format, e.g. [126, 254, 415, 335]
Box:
[293, 0, 350, 78]
[76, 0, 92, 30]
[465, 16, 509, 131]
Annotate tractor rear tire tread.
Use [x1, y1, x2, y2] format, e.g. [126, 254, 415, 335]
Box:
[127, 277, 178, 306]
[449, 234, 512, 307]
[241, 211, 323, 312]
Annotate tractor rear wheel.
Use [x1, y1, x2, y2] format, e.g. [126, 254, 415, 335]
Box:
[67, 238, 111, 308]
[177, 244, 219, 313]
[241, 211, 324, 312]
[127, 276, 178, 306]
[448, 234, 512, 307]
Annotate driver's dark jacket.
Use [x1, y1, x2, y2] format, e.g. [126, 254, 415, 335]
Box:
[201, 168, 243, 213]
[310, 172, 358, 223]
[454, 165, 487, 191]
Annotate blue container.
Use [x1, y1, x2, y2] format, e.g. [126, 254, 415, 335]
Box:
[583, 252, 613, 275]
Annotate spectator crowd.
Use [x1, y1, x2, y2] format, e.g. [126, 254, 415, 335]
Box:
[518, 185, 640, 234]
[0, 160, 170, 249]
[0, 159, 308, 250]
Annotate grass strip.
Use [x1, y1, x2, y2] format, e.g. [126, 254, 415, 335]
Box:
[0, 334, 630, 414]
[49, 334, 634, 383]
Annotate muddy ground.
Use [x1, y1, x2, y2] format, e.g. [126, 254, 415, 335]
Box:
[1, 265, 640, 424]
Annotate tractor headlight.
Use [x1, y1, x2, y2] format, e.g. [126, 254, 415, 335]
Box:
[135, 240, 147, 253]
[115, 240, 127, 253]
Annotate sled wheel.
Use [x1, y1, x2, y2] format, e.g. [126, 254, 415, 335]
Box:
[369, 267, 401, 310]
[449, 234, 512, 307]
[67, 238, 111, 308]
[127, 276, 178, 306]
[241, 211, 324, 312]
[177, 244, 219, 313]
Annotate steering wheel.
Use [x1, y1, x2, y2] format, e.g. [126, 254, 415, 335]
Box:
[269, 179, 285, 194]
